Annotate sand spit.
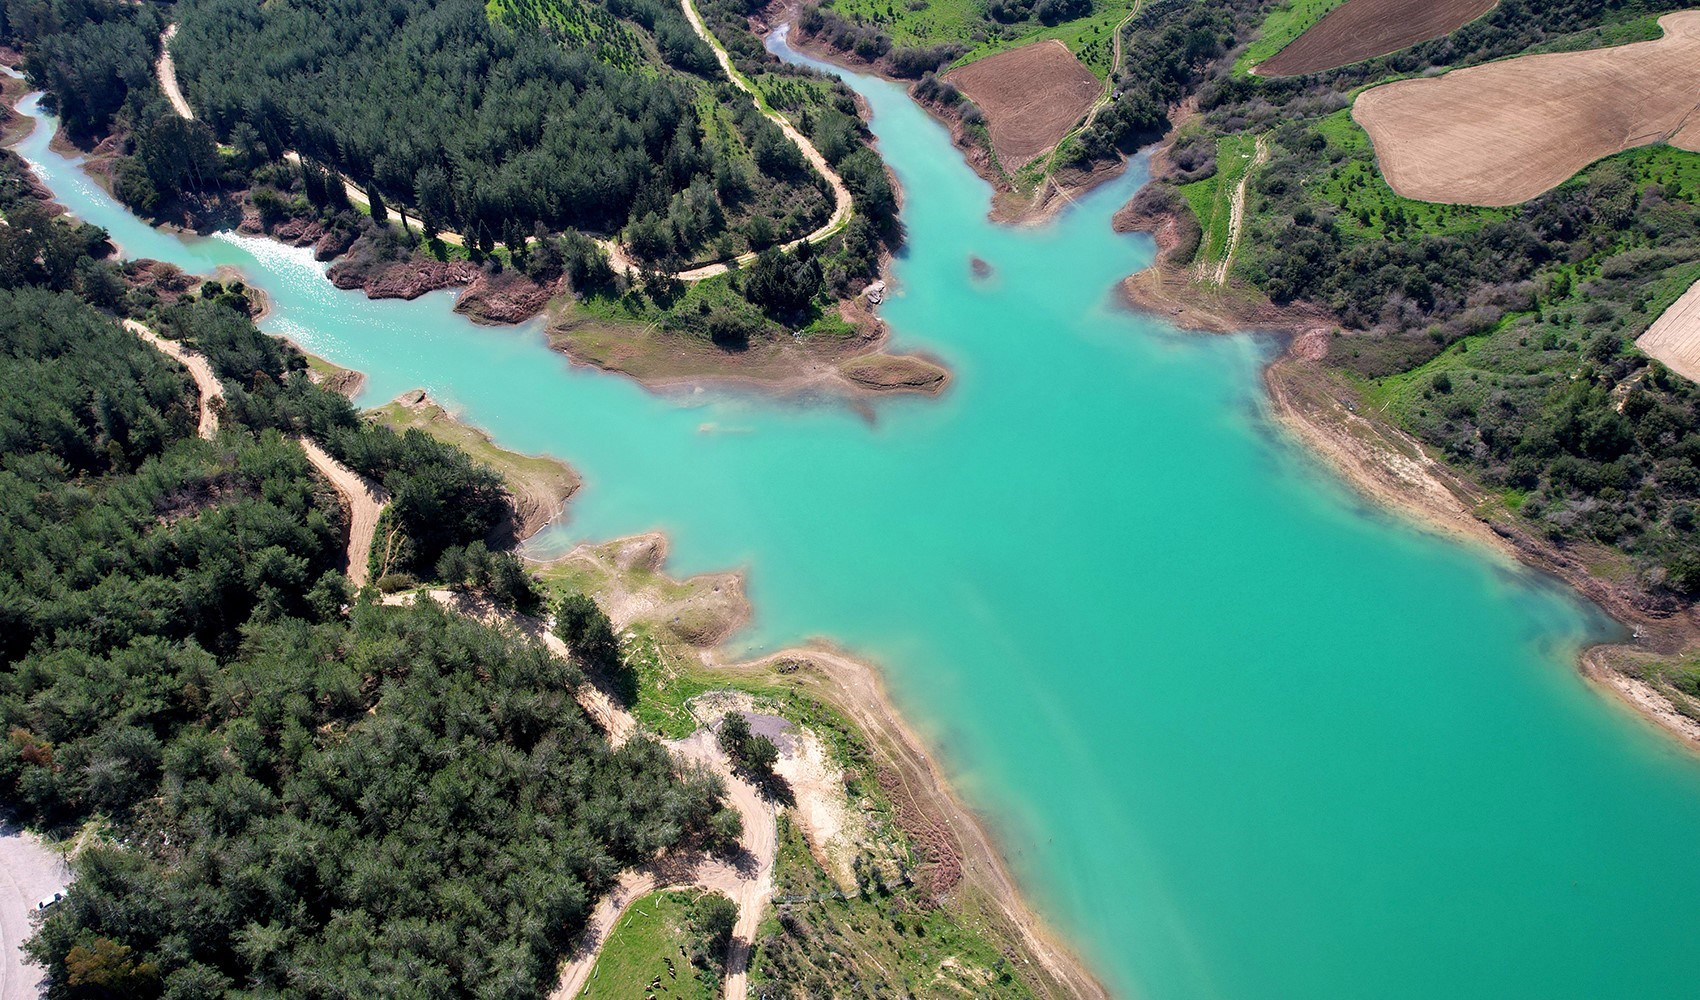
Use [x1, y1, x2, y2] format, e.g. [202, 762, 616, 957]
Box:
[1353, 11, 1700, 206]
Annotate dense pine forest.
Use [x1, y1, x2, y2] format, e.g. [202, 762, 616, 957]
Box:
[0, 156, 736, 993]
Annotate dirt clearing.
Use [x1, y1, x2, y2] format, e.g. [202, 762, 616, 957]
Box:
[1353, 10, 1700, 206]
[945, 40, 1099, 169]
[1637, 276, 1700, 384]
[1257, 0, 1497, 76]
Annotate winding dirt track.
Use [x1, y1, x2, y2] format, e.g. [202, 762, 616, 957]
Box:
[675, 11, 853, 279]
[295, 438, 390, 589]
[1637, 275, 1700, 384]
[1194, 134, 1268, 286]
[551, 730, 775, 1000]
[125, 319, 223, 439]
[156, 19, 845, 280]
[0, 828, 67, 1000]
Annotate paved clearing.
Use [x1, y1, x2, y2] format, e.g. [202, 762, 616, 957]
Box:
[125, 319, 222, 439]
[946, 40, 1100, 169]
[0, 827, 66, 1000]
[1256, 0, 1498, 76]
[1353, 10, 1700, 206]
[1638, 276, 1700, 384]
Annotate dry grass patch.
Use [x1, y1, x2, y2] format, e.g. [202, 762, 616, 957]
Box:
[945, 40, 1099, 169]
[1256, 0, 1497, 76]
[1353, 10, 1700, 206]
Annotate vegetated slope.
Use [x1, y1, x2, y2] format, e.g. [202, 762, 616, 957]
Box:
[1353, 10, 1700, 206]
[0, 274, 737, 996]
[164, 0, 829, 263]
[1255, 0, 1499, 76]
[1638, 276, 1700, 383]
[796, 0, 1133, 78]
[944, 40, 1099, 168]
[1120, 0, 1700, 606]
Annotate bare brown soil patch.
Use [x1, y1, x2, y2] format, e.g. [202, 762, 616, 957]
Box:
[945, 40, 1099, 169]
[1637, 275, 1700, 385]
[1257, 0, 1498, 76]
[1354, 10, 1700, 206]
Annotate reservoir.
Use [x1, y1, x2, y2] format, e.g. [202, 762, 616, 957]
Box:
[14, 36, 1700, 999]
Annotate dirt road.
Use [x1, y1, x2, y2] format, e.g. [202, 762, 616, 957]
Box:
[156, 25, 194, 120]
[551, 730, 776, 1000]
[124, 319, 223, 439]
[154, 23, 835, 281]
[0, 827, 66, 1000]
[296, 438, 390, 588]
[1201, 134, 1268, 286]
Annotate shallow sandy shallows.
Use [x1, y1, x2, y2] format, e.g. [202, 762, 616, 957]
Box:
[1638, 277, 1700, 384]
[1353, 10, 1700, 206]
[945, 39, 1099, 169]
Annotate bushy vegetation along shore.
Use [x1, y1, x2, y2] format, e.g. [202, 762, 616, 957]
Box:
[1115, 0, 1700, 615]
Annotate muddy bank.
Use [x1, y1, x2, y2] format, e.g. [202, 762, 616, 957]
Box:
[778, 14, 1125, 226]
[1265, 344, 1700, 747]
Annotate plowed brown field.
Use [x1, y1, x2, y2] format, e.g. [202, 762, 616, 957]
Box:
[945, 40, 1099, 169]
[1354, 10, 1700, 206]
[1257, 0, 1498, 76]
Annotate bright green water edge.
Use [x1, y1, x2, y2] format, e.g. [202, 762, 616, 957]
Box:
[13, 32, 1700, 995]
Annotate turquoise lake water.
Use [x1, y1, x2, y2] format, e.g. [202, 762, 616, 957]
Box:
[15, 36, 1700, 997]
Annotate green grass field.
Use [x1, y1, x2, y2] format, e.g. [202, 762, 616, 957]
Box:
[1177, 132, 1256, 265]
[583, 890, 723, 1000]
[1521, 10, 1668, 55]
[1233, 0, 1350, 75]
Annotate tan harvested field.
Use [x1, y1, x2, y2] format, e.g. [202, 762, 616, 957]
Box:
[1637, 276, 1700, 384]
[1354, 10, 1700, 206]
[945, 40, 1099, 169]
[1258, 0, 1498, 76]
